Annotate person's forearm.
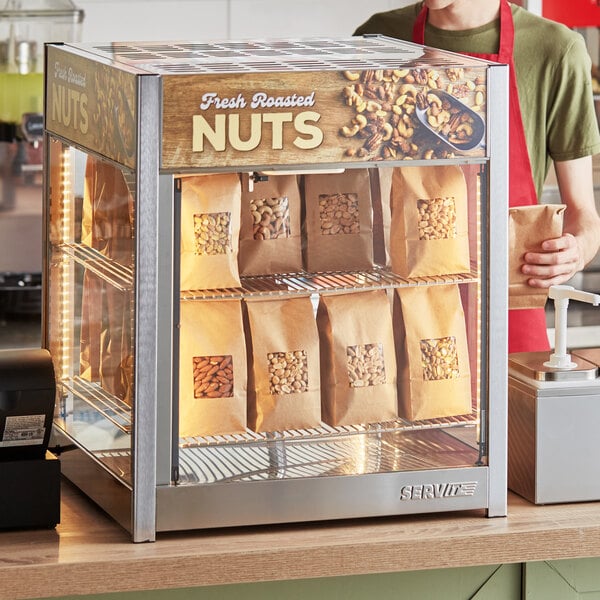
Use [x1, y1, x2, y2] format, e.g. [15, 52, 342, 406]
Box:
[554, 156, 600, 268]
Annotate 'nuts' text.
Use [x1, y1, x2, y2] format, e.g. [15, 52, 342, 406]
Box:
[192, 111, 323, 152]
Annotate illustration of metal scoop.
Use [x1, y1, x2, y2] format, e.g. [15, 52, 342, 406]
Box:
[415, 89, 485, 152]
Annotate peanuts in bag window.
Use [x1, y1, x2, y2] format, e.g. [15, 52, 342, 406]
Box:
[193, 212, 232, 255]
[244, 296, 321, 432]
[394, 284, 471, 421]
[389, 165, 470, 277]
[318, 290, 397, 426]
[180, 174, 241, 290]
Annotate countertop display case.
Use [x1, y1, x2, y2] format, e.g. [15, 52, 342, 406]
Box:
[43, 36, 509, 542]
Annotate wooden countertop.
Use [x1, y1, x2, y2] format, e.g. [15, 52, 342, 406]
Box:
[2, 480, 600, 600]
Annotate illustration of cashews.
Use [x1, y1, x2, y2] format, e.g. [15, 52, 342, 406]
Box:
[382, 122, 394, 141]
[456, 123, 474, 136]
[353, 114, 368, 129]
[426, 93, 442, 106]
[340, 124, 360, 137]
[343, 71, 361, 81]
[399, 84, 418, 97]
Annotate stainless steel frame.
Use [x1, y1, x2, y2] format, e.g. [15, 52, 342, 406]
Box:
[485, 65, 509, 517]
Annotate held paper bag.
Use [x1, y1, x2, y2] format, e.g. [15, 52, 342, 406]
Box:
[244, 296, 321, 432]
[239, 173, 303, 275]
[180, 174, 241, 290]
[179, 300, 247, 438]
[509, 204, 566, 309]
[317, 290, 397, 426]
[303, 169, 374, 272]
[394, 284, 472, 421]
[389, 165, 470, 277]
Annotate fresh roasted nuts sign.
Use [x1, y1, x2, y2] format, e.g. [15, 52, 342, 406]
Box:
[161, 66, 488, 170]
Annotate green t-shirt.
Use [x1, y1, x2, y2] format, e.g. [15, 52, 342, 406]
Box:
[355, 3, 600, 197]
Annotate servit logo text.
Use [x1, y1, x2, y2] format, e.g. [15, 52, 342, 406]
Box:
[399, 481, 478, 501]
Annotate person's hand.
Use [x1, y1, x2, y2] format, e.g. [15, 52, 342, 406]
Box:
[521, 233, 584, 288]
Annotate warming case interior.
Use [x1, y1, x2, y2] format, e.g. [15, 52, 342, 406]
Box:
[44, 36, 508, 542]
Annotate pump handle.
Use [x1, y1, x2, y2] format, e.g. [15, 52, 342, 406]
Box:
[548, 284, 600, 306]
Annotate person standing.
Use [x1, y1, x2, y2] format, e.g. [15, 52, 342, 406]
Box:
[355, 0, 600, 353]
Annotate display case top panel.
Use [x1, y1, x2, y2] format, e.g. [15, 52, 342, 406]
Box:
[61, 37, 493, 74]
[46, 38, 502, 169]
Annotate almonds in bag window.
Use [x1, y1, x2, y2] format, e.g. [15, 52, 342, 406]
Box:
[179, 299, 247, 438]
[317, 290, 397, 426]
[394, 284, 472, 421]
[244, 296, 321, 432]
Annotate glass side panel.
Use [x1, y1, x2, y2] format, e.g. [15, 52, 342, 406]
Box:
[48, 139, 134, 485]
[175, 163, 486, 485]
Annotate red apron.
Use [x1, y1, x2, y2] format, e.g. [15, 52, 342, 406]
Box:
[413, 0, 550, 354]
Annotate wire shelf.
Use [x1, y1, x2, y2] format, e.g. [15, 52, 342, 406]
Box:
[60, 374, 477, 445]
[181, 267, 479, 300]
[58, 244, 134, 292]
[61, 376, 132, 434]
[178, 426, 481, 484]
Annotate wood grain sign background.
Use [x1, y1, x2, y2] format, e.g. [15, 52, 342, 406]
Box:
[161, 66, 488, 171]
[46, 45, 138, 169]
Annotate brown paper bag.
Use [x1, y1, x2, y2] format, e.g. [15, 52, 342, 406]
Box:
[239, 174, 303, 275]
[317, 290, 397, 426]
[390, 165, 470, 277]
[509, 204, 566, 309]
[179, 300, 247, 438]
[80, 156, 135, 261]
[245, 296, 321, 432]
[394, 285, 472, 421]
[303, 169, 374, 272]
[80, 156, 134, 406]
[180, 174, 241, 290]
[370, 168, 393, 267]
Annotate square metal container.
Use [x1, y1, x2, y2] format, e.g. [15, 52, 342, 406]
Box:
[508, 349, 600, 504]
